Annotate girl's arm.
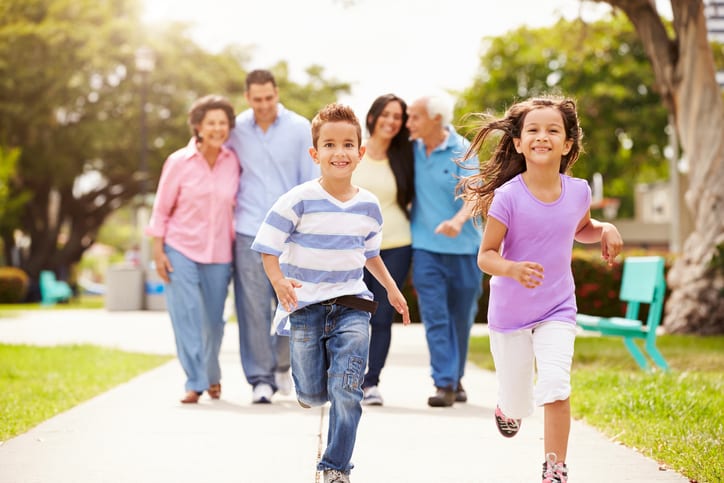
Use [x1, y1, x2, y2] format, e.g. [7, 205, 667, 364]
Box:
[365, 256, 411, 325]
[478, 217, 544, 289]
[260, 253, 302, 312]
[575, 212, 623, 265]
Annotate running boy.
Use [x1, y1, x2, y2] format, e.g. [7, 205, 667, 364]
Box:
[252, 103, 410, 483]
[458, 96, 623, 483]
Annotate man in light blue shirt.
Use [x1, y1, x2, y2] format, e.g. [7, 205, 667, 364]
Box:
[227, 69, 319, 403]
[407, 95, 483, 408]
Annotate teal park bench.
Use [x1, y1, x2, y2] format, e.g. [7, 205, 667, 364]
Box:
[39, 270, 73, 306]
[576, 256, 669, 371]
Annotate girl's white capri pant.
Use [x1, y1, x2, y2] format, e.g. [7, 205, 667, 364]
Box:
[489, 321, 576, 419]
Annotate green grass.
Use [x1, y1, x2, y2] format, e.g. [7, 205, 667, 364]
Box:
[468, 334, 724, 483]
[0, 294, 105, 313]
[0, 344, 172, 442]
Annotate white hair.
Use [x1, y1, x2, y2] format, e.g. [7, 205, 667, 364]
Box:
[425, 95, 454, 126]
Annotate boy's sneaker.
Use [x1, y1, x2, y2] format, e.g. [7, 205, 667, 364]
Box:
[323, 469, 350, 483]
[542, 452, 568, 483]
[362, 385, 383, 406]
[494, 405, 521, 438]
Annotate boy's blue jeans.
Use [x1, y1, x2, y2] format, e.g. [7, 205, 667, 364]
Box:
[289, 302, 370, 473]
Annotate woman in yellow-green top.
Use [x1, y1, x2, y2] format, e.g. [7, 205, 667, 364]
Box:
[352, 94, 415, 406]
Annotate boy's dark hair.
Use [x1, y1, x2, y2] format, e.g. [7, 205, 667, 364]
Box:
[188, 94, 236, 141]
[311, 103, 362, 149]
[245, 69, 277, 91]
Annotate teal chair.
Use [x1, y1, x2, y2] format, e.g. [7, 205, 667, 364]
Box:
[577, 256, 669, 371]
[39, 270, 73, 305]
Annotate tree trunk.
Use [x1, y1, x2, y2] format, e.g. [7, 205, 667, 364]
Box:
[602, 0, 724, 333]
[12, 180, 129, 289]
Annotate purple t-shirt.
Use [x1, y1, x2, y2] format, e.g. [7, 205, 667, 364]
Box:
[487, 174, 591, 332]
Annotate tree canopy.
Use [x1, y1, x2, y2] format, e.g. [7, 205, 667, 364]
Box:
[593, 0, 724, 334]
[0, 0, 349, 281]
[457, 14, 671, 217]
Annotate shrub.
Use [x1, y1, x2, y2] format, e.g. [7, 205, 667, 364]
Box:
[572, 249, 625, 318]
[0, 266, 30, 303]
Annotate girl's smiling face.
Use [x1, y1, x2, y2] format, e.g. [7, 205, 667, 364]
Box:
[514, 107, 572, 169]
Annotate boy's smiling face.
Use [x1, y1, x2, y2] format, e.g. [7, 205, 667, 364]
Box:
[309, 121, 365, 181]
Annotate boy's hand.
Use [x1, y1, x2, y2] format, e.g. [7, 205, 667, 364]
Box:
[508, 261, 544, 289]
[388, 287, 410, 325]
[271, 278, 302, 312]
[600, 223, 623, 265]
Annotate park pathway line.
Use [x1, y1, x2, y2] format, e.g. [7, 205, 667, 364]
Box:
[0, 309, 688, 482]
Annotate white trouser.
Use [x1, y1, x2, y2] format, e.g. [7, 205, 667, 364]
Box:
[489, 321, 576, 419]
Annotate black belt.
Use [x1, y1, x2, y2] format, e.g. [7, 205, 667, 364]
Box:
[320, 295, 378, 315]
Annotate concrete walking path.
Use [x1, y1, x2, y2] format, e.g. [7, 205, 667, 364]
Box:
[0, 309, 688, 482]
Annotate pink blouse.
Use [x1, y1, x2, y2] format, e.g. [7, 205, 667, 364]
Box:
[146, 138, 240, 264]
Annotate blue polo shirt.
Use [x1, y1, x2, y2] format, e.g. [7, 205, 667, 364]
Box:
[227, 104, 318, 237]
[410, 126, 481, 255]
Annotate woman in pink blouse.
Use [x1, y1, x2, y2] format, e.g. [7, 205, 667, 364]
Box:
[146, 95, 240, 404]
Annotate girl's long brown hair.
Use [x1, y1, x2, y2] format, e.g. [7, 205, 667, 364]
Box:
[458, 96, 583, 219]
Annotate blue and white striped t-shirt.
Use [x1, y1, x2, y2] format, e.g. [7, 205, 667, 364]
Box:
[251, 179, 383, 335]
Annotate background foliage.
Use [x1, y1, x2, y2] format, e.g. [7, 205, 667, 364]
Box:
[0, 0, 349, 284]
[456, 14, 671, 218]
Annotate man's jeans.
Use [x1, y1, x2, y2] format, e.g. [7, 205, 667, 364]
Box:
[362, 244, 412, 388]
[233, 234, 290, 389]
[289, 303, 370, 473]
[412, 249, 482, 390]
[164, 245, 230, 392]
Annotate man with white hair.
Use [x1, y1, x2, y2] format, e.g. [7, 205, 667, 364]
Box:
[406, 95, 483, 407]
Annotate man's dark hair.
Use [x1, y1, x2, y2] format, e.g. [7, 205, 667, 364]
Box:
[245, 70, 277, 91]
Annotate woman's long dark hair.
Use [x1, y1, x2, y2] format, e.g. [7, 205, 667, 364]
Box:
[366, 94, 415, 218]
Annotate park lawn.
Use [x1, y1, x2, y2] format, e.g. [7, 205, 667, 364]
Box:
[0, 294, 105, 313]
[0, 344, 172, 442]
[468, 333, 724, 483]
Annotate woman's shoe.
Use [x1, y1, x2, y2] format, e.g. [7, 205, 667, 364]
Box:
[180, 390, 201, 404]
[207, 384, 221, 399]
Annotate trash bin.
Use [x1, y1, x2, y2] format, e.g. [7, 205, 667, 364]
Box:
[144, 269, 166, 311]
[105, 266, 144, 311]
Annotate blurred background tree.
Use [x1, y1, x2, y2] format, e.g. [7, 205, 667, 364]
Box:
[592, 0, 724, 334]
[456, 14, 670, 218]
[457, 0, 724, 333]
[0, 0, 349, 284]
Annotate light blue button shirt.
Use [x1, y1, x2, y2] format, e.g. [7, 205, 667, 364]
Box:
[227, 104, 319, 236]
[410, 126, 482, 255]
